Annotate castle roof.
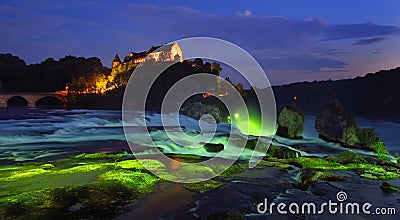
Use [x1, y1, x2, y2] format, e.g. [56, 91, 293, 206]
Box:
[113, 53, 121, 63]
[123, 45, 161, 63]
[121, 42, 180, 63]
[148, 45, 162, 53]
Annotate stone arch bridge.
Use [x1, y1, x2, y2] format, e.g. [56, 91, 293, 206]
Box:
[0, 93, 67, 108]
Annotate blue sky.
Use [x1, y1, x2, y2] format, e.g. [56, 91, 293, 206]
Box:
[0, 0, 399, 85]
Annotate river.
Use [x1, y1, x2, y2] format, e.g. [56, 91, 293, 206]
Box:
[1, 107, 400, 219]
[0, 108, 399, 164]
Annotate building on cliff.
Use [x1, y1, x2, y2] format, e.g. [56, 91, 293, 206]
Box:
[112, 42, 182, 68]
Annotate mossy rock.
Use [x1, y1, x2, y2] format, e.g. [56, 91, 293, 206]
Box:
[267, 145, 300, 159]
[277, 104, 304, 139]
[380, 182, 400, 192]
[203, 143, 224, 152]
[355, 129, 389, 155]
[219, 163, 247, 177]
[1, 180, 141, 219]
[301, 170, 344, 185]
[156, 163, 217, 182]
[116, 159, 166, 172]
[1, 168, 51, 181]
[0, 169, 160, 219]
[290, 157, 347, 170]
[58, 163, 110, 174]
[40, 164, 55, 170]
[257, 159, 293, 170]
[116, 160, 144, 170]
[340, 125, 360, 147]
[97, 170, 160, 192]
[325, 151, 366, 165]
[315, 101, 389, 155]
[357, 165, 400, 180]
[315, 102, 357, 143]
[183, 179, 225, 193]
[74, 153, 123, 160]
[372, 140, 389, 158]
[291, 154, 400, 180]
[356, 128, 379, 147]
[51, 181, 140, 219]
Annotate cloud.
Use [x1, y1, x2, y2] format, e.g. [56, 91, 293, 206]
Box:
[119, 5, 353, 72]
[237, 10, 252, 16]
[260, 54, 347, 72]
[322, 22, 400, 40]
[122, 5, 399, 55]
[326, 49, 350, 55]
[120, 4, 327, 50]
[353, 37, 386, 45]
[1, 2, 399, 79]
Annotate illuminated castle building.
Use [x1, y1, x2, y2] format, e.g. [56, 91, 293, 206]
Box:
[112, 42, 182, 68]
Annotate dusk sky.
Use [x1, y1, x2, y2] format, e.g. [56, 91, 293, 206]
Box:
[1, 0, 400, 85]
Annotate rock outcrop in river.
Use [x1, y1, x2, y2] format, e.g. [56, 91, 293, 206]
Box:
[315, 101, 389, 155]
[180, 101, 223, 123]
[276, 104, 304, 139]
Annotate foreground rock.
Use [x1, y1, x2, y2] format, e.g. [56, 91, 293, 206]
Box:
[0, 153, 219, 219]
[380, 182, 400, 192]
[0, 154, 160, 219]
[299, 170, 343, 187]
[246, 138, 300, 159]
[203, 142, 224, 152]
[315, 101, 357, 145]
[276, 104, 304, 139]
[315, 101, 389, 155]
[2, 150, 399, 219]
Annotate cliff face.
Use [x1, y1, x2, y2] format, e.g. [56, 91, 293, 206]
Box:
[273, 67, 400, 118]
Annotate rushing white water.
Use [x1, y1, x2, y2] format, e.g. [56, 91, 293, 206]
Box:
[0, 108, 398, 162]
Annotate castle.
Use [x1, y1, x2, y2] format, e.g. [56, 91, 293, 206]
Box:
[112, 42, 182, 68]
[110, 42, 229, 97]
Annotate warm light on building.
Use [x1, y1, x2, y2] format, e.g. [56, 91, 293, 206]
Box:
[113, 42, 183, 68]
[203, 93, 212, 99]
[134, 57, 145, 64]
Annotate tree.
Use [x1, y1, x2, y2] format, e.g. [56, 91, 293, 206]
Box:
[194, 58, 203, 66]
[235, 83, 246, 97]
[69, 76, 88, 93]
[211, 62, 222, 75]
[0, 53, 107, 92]
[0, 53, 28, 91]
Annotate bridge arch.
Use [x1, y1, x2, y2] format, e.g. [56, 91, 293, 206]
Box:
[0, 93, 67, 109]
[7, 96, 28, 107]
[36, 96, 65, 108]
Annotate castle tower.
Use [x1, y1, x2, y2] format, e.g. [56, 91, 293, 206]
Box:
[170, 42, 183, 62]
[112, 53, 121, 68]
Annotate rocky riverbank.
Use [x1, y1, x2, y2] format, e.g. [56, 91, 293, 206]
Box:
[1, 146, 399, 219]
